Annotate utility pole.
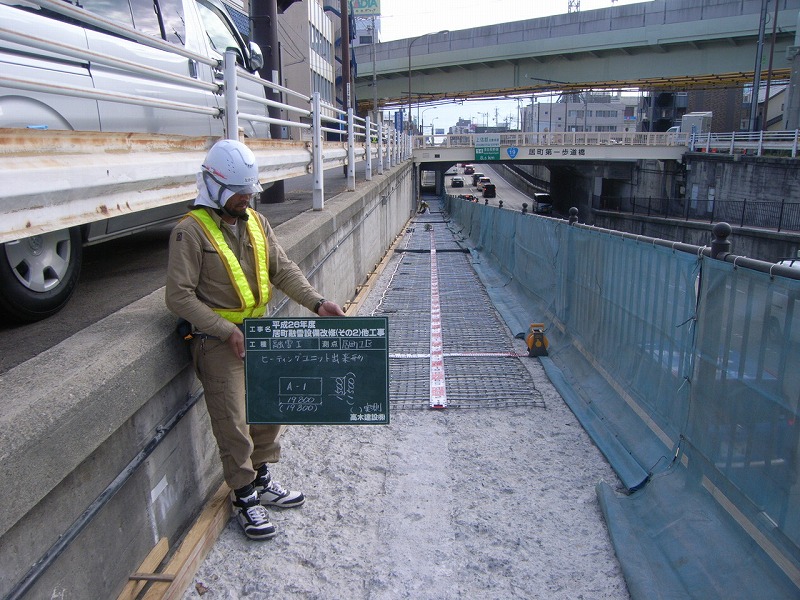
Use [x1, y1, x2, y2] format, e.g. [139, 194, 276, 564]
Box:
[340, 0, 351, 110]
[749, 0, 768, 132]
[252, 0, 285, 203]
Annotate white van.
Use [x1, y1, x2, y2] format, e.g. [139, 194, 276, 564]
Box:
[0, 0, 271, 321]
[0, 0, 269, 136]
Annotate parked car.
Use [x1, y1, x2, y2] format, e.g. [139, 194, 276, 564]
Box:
[476, 177, 491, 191]
[451, 176, 465, 187]
[471, 172, 485, 186]
[533, 193, 553, 215]
[464, 165, 475, 175]
[482, 183, 496, 198]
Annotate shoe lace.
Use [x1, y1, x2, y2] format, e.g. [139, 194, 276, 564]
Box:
[266, 479, 288, 497]
[246, 503, 271, 526]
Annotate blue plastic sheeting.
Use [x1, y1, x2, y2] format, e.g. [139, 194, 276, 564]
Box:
[539, 356, 649, 491]
[598, 467, 800, 600]
[445, 196, 800, 598]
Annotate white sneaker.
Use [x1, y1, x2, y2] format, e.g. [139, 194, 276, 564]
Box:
[254, 465, 305, 508]
[232, 490, 277, 540]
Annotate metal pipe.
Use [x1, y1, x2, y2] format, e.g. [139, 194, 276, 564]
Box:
[224, 50, 239, 139]
[5, 389, 205, 600]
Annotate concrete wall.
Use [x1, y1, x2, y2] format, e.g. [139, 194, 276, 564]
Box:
[592, 153, 800, 261]
[0, 163, 414, 600]
[510, 152, 800, 262]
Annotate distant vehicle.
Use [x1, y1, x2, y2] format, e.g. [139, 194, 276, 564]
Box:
[471, 172, 485, 186]
[464, 165, 475, 175]
[767, 256, 800, 342]
[445, 165, 458, 176]
[667, 111, 713, 134]
[533, 193, 553, 215]
[451, 176, 465, 187]
[482, 183, 496, 198]
[476, 177, 491, 191]
[776, 257, 800, 270]
[421, 170, 436, 190]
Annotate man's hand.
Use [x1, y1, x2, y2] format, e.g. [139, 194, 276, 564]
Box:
[317, 300, 346, 316]
[226, 327, 246, 359]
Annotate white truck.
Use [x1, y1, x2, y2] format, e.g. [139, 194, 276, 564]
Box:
[667, 111, 713, 134]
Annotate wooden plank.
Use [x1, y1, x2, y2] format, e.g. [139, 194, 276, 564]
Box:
[129, 573, 175, 582]
[116, 537, 169, 600]
[140, 483, 231, 600]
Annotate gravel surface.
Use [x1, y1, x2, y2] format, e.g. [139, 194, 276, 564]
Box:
[182, 228, 631, 600]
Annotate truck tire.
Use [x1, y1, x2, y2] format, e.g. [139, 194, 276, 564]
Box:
[0, 227, 82, 323]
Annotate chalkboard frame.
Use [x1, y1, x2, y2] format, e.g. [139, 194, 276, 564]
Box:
[244, 316, 390, 425]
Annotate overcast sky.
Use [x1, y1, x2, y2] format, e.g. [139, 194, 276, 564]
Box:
[370, 0, 651, 130]
[378, 0, 649, 41]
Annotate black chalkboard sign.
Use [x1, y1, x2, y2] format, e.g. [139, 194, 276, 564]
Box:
[244, 317, 389, 425]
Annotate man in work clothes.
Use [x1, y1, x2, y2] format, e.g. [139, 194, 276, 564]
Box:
[165, 139, 345, 540]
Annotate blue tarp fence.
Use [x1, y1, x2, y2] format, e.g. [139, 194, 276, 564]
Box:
[445, 196, 800, 599]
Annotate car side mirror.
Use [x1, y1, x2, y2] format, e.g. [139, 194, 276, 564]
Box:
[249, 41, 264, 71]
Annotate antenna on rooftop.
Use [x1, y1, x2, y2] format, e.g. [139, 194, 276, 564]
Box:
[568, 0, 580, 12]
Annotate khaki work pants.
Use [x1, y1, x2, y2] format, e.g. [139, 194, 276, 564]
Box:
[191, 336, 284, 490]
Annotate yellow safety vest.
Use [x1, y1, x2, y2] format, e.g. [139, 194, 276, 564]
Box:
[186, 208, 270, 323]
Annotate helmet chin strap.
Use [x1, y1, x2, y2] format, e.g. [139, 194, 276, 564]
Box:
[202, 171, 248, 221]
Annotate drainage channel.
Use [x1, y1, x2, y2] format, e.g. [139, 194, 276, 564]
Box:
[361, 203, 546, 411]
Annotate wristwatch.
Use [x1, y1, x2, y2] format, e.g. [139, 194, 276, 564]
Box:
[313, 298, 326, 314]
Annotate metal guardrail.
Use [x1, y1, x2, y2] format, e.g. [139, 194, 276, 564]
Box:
[0, 0, 409, 224]
[412, 130, 800, 157]
[596, 194, 800, 233]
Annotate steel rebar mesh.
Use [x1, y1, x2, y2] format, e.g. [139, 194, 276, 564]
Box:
[367, 209, 545, 411]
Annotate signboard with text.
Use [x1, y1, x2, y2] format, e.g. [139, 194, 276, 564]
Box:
[244, 317, 389, 425]
[352, 0, 380, 16]
[475, 146, 500, 161]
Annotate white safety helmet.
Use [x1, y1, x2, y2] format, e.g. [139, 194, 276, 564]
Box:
[201, 139, 263, 201]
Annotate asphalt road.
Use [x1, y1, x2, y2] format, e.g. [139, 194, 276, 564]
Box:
[447, 163, 559, 215]
[0, 162, 371, 375]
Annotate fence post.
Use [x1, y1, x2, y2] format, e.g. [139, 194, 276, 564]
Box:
[741, 199, 746, 227]
[569, 207, 579, 224]
[778, 198, 785, 232]
[347, 107, 355, 191]
[223, 50, 238, 140]
[793, 130, 799, 158]
[388, 128, 394, 167]
[311, 92, 324, 210]
[377, 122, 384, 175]
[710, 222, 732, 259]
[365, 115, 372, 181]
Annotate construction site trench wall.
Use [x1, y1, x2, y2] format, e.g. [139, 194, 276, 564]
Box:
[0, 163, 414, 600]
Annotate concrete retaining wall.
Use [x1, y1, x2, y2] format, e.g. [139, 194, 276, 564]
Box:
[0, 163, 413, 600]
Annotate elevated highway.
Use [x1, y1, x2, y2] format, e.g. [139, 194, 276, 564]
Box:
[354, 0, 800, 109]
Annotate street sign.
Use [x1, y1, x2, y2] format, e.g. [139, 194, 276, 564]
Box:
[475, 147, 500, 161]
[244, 317, 389, 425]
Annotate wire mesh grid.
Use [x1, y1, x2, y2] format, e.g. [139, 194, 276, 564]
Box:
[370, 216, 545, 411]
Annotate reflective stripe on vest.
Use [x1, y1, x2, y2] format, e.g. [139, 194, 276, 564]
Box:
[186, 208, 270, 323]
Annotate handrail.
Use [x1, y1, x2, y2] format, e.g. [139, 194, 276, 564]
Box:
[412, 130, 800, 156]
[0, 73, 220, 116]
[0, 0, 407, 223]
[0, 26, 218, 92]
